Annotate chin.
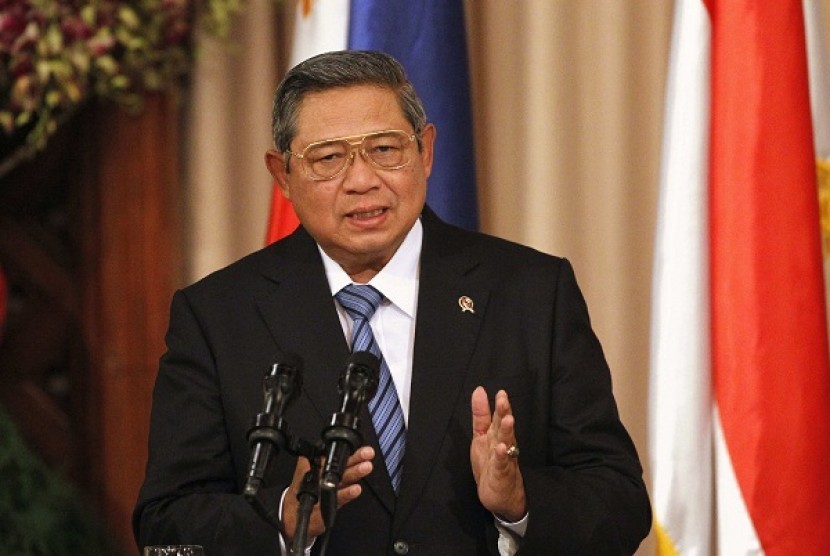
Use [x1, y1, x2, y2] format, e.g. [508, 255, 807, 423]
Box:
[349, 231, 404, 255]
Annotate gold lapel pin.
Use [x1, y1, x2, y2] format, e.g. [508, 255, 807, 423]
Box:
[458, 296, 475, 313]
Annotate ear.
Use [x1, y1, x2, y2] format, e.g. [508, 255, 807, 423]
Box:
[265, 149, 292, 199]
[419, 123, 436, 179]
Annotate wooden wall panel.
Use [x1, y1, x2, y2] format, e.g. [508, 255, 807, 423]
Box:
[79, 94, 181, 548]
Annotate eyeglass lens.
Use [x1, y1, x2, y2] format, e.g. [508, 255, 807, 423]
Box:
[304, 131, 411, 179]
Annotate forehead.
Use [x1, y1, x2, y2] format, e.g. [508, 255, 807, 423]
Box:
[294, 85, 409, 144]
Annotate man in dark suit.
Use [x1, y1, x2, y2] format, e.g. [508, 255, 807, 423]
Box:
[133, 50, 651, 555]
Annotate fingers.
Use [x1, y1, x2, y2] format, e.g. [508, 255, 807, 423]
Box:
[469, 388, 527, 521]
[338, 446, 374, 492]
[346, 445, 375, 467]
[495, 389, 511, 417]
[290, 447, 372, 504]
[333, 445, 374, 507]
[487, 390, 514, 442]
[497, 391, 519, 461]
[335, 482, 363, 507]
[472, 387, 517, 441]
[495, 391, 515, 442]
[477, 390, 517, 469]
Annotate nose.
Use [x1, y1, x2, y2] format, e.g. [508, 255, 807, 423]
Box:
[341, 147, 380, 192]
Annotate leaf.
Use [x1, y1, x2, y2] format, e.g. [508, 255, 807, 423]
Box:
[14, 111, 31, 127]
[0, 112, 14, 132]
[95, 55, 117, 74]
[45, 22, 64, 52]
[110, 74, 130, 90]
[45, 89, 62, 107]
[117, 5, 140, 30]
[81, 5, 97, 27]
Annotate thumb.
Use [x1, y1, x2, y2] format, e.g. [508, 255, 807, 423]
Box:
[471, 386, 492, 436]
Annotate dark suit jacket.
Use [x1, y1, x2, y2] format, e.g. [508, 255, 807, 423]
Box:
[133, 208, 651, 555]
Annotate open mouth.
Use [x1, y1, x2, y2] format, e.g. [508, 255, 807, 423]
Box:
[349, 208, 387, 219]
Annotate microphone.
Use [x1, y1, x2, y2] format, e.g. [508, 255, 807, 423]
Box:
[320, 351, 380, 494]
[243, 351, 303, 499]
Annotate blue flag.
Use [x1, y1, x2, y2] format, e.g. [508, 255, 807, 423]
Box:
[348, 0, 479, 230]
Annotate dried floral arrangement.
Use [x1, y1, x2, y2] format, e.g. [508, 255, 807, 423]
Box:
[0, 0, 242, 155]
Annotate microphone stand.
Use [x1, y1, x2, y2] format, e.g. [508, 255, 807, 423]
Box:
[245, 415, 325, 555]
[244, 351, 378, 556]
[287, 436, 325, 556]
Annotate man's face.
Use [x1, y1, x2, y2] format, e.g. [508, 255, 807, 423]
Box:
[266, 85, 435, 281]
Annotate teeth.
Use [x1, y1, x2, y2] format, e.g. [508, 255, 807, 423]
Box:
[352, 208, 384, 218]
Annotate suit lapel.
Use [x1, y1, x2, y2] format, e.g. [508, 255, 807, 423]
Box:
[394, 211, 490, 528]
[253, 229, 347, 437]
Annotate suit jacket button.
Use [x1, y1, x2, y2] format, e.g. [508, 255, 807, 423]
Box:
[393, 540, 410, 554]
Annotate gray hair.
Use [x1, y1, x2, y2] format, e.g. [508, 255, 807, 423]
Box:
[271, 50, 428, 156]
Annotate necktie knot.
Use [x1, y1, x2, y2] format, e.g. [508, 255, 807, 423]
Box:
[336, 284, 383, 322]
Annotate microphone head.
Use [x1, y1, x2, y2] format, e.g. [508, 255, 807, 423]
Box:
[264, 350, 304, 412]
[340, 351, 380, 400]
[267, 350, 303, 382]
[271, 350, 304, 374]
[348, 350, 380, 373]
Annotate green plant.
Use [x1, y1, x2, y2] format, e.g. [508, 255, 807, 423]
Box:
[0, 407, 126, 556]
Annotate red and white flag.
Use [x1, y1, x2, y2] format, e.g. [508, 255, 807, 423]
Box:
[265, 0, 349, 244]
[649, 1, 830, 553]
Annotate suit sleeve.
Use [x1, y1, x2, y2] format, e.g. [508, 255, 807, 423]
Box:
[132, 290, 284, 556]
[518, 259, 651, 555]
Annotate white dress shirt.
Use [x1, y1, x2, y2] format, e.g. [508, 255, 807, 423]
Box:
[320, 219, 422, 425]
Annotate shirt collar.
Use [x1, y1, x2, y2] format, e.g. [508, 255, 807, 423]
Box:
[319, 219, 422, 319]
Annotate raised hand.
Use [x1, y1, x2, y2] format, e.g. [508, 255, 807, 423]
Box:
[470, 387, 527, 522]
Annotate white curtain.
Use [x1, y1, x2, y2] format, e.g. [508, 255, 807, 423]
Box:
[182, 0, 284, 280]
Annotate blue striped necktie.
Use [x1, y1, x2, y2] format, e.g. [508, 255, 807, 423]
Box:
[335, 284, 406, 492]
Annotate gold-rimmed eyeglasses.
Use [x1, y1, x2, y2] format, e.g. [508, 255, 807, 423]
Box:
[285, 129, 418, 181]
